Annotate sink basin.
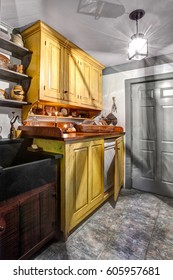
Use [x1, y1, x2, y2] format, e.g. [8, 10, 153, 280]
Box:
[0, 139, 57, 202]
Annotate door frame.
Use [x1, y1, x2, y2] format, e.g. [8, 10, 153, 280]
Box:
[125, 72, 173, 189]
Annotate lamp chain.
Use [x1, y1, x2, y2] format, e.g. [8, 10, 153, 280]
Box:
[136, 19, 138, 35]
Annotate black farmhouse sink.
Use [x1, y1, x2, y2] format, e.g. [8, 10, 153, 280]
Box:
[0, 139, 58, 202]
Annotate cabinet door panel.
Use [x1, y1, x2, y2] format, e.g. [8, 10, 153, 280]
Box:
[43, 35, 62, 100]
[65, 140, 104, 234]
[114, 137, 124, 201]
[40, 184, 56, 239]
[19, 194, 40, 255]
[81, 60, 91, 106]
[0, 204, 19, 260]
[64, 51, 78, 102]
[67, 143, 90, 230]
[90, 141, 104, 203]
[72, 146, 89, 212]
[91, 67, 102, 108]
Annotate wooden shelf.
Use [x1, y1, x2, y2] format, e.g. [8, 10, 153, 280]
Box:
[0, 67, 31, 83]
[27, 114, 87, 122]
[0, 36, 32, 59]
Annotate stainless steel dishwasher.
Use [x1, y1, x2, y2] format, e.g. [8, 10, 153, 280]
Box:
[104, 139, 116, 192]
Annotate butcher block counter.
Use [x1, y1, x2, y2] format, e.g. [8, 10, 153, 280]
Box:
[19, 124, 125, 142]
[19, 125, 125, 239]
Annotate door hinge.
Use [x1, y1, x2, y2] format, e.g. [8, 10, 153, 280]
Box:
[45, 40, 46, 46]
[44, 85, 45, 90]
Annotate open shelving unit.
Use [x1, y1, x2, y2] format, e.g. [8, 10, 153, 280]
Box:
[0, 35, 33, 108]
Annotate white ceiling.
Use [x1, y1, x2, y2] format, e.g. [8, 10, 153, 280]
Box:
[1, 0, 173, 67]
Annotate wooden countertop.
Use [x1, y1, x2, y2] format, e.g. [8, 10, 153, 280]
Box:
[19, 125, 125, 142]
[61, 131, 125, 142]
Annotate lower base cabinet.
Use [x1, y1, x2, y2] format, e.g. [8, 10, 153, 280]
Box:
[33, 136, 124, 240]
[0, 183, 57, 260]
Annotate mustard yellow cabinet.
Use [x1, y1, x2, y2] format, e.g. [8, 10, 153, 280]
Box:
[22, 21, 104, 118]
[80, 60, 103, 109]
[63, 50, 83, 104]
[114, 137, 124, 201]
[69, 54, 103, 109]
[91, 66, 102, 109]
[63, 50, 92, 107]
[65, 139, 104, 235]
[33, 138, 104, 238]
[81, 59, 92, 107]
[22, 21, 63, 106]
[41, 33, 63, 101]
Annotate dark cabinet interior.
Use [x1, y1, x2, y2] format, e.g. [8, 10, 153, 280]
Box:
[0, 139, 61, 260]
[0, 183, 57, 260]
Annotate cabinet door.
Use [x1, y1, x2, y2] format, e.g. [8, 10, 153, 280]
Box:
[67, 142, 90, 230]
[42, 34, 63, 101]
[64, 50, 93, 107]
[65, 140, 104, 234]
[40, 184, 56, 239]
[0, 203, 20, 260]
[63, 50, 78, 103]
[81, 59, 92, 106]
[19, 183, 56, 257]
[114, 137, 124, 201]
[90, 140, 104, 207]
[19, 193, 40, 256]
[91, 66, 102, 109]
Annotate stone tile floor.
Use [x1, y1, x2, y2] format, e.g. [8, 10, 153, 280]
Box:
[32, 189, 173, 260]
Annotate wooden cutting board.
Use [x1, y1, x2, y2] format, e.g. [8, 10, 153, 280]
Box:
[75, 124, 123, 133]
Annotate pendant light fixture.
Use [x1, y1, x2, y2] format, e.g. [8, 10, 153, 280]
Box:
[128, 9, 148, 61]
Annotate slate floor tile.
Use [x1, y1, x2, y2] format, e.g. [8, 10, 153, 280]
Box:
[32, 189, 173, 260]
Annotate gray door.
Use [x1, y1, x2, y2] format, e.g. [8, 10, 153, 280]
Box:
[131, 79, 173, 197]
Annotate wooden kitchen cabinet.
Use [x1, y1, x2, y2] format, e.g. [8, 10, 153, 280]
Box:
[21, 20, 104, 119]
[0, 203, 20, 260]
[41, 33, 63, 101]
[114, 137, 124, 201]
[63, 50, 82, 104]
[21, 22, 63, 106]
[0, 183, 57, 260]
[90, 66, 102, 109]
[33, 138, 104, 238]
[66, 139, 104, 232]
[64, 49, 102, 109]
[80, 58, 92, 107]
[33, 135, 124, 239]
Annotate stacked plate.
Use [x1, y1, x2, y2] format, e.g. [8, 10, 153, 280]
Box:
[11, 33, 24, 47]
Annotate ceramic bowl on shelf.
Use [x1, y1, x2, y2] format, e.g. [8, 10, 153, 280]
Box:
[10, 85, 25, 101]
[8, 64, 24, 74]
[0, 53, 10, 69]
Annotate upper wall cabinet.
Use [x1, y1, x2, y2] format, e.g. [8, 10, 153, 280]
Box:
[41, 33, 63, 101]
[21, 21, 104, 116]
